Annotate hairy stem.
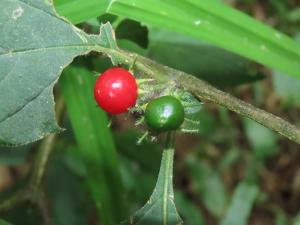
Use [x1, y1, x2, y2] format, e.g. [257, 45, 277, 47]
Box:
[180, 74, 300, 144]
[98, 47, 300, 144]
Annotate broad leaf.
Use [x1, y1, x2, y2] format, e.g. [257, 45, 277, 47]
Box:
[121, 148, 182, 225]
[0, 0, 118, 146]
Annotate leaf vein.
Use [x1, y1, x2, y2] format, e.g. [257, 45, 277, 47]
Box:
[0, 44, 95, 56]
[0, 55, 20, 83]
[0, 81, 53, 124]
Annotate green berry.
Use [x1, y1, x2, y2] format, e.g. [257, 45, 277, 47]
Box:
[145, 96, 185, 132]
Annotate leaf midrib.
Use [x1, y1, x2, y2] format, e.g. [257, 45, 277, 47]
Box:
[133, 193, 174, 224]
[163, 149, 172, 225]
[114, 2, 300, 60]
[0, 44, 98, 56]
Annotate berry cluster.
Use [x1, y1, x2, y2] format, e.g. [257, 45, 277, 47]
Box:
[94, 67, 185, 133]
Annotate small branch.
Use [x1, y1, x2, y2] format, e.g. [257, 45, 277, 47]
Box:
[29, 96, 65, 197]
[0, 130, 57, 213]
[0, 189, 31, 212]
[36, 193, 53, 225]
[29, 133, 56, 195]
[99, 48, 300, 144]
[178, 73, 300, 144]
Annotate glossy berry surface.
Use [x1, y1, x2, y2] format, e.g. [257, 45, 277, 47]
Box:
[94, 67, 138, 114]
[145, 96, 185, 132]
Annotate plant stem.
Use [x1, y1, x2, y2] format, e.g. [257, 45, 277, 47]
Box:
[165, 131, 176, 149]
[29, 133, 56, 194]
[97, 47, 300, 145]
[162, 131, 176, 225]
[29, 96, 65, 196]
[0, 189, 31, 212]
[179, 73, 300, 145]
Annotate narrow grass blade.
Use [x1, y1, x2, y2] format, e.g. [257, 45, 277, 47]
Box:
[60, 66, 126, 225]
[110, 0, 300, 79]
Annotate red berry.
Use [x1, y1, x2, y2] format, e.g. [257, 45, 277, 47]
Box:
[94, 67, 138, 114]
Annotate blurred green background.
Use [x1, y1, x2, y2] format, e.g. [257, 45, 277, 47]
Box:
[1, 0, 300, 225]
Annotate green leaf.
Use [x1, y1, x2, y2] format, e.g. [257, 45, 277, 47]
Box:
[116, 19, 149, 48]
[0, 219, 13, 225]
[293, 213, 300, 225]
[117, 40, 147, 56]
[287, 7, 300, 22]
[118, 155, 156, 209]
[219, 148, 241, 171]
[275, 210, 289, 225]
[147, 28, 264, 87]
[273, 70, 300, 106]
[175, 191, 205, 225]
[121, 148, 182, 225]
[243, 118, 278, 159]
[109, 0, 300, 79]
[221, 182, 258, 225]
[186, 157, 228, 217]
[180, 91, 202, 115]
[0, 0, 118, 146]
[47, 154, 90, 225]
[185, 109, 216, 137]
[60, 66, 126, 225]
[115, 130, 162, 206]
[114, 130, 161, 171]
[0, 145, 31, 165]
[178, 91, 203, 134]
[54, 0, 110, 24]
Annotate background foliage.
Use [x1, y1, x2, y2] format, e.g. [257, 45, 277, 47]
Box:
[1, 0, 300, 225]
